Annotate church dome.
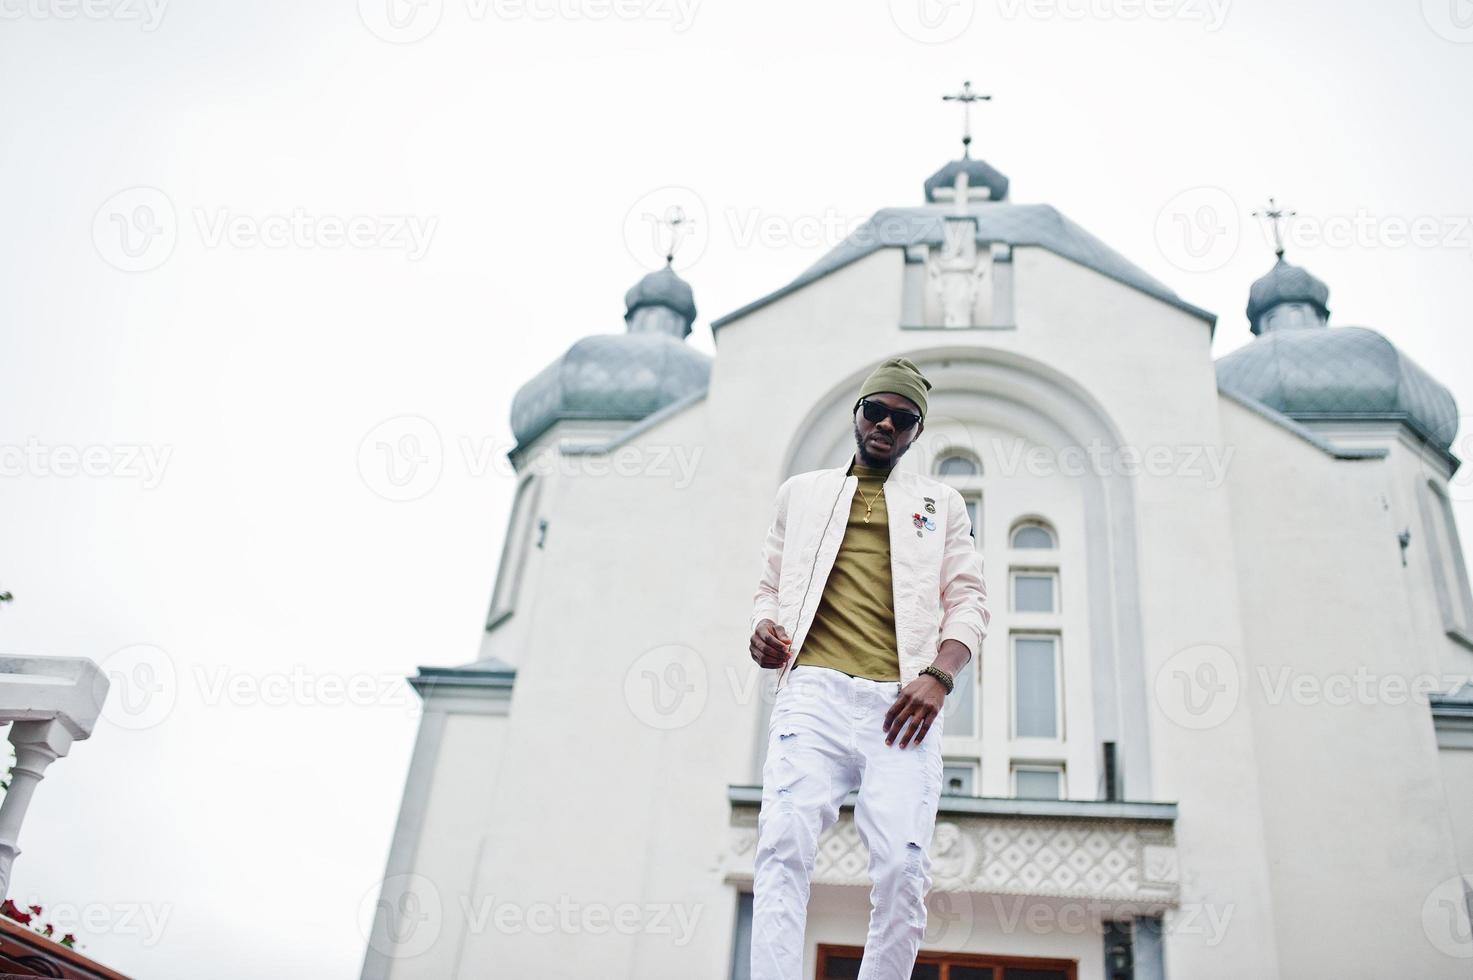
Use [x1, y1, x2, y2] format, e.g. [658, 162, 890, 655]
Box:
[511, 267, 711, 450]
[1221, 246, 1457, 450]
[1216, 326, 1458, 450]
[625, 266, 697, 329]
[1246, 256, 1330, 334]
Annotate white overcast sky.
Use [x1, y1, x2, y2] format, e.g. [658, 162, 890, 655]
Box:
[1, 0, 1470, 976]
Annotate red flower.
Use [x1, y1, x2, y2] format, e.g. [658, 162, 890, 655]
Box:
[28, 905, 41, 917]
[61, 934, 76, 947]
[1, 899, 30, 925]
[41, 924, 53, 937]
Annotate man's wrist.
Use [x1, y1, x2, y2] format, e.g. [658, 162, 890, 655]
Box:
[920, 662, 954, 695]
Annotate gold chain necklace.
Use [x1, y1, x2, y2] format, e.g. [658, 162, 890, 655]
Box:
[855, 481, 883, 523]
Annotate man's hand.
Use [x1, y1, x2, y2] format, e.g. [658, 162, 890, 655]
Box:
[886, 639, 972, 748]
[750, 619, 792, 669]
[884, 674, 946, 748]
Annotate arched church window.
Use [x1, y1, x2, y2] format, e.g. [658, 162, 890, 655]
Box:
[937, 452, 981, 477]
[1011, 520, 1056, 550]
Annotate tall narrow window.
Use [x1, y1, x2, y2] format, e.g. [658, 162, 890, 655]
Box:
[728, 891, 753, 980]
[937, 445, 986, 781]
[943, 656, 977, 738]
[486, 475, 543, 629]
[965, 498, 980, 541]
[1012, 571, 1058, 613]
[1420, 480, 1473, 637]
[1013, 635, 1060, 738]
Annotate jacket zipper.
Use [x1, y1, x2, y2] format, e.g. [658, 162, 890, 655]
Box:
[777, 472, 849, 691]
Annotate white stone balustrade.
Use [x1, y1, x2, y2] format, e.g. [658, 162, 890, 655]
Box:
[0, 656, 109, 897]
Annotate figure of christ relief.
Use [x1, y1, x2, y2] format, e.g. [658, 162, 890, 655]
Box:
[925, 218, 991, 327]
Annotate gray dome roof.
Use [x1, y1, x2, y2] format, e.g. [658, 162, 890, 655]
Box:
[510, 333, 711, 448]
[1215, 326, 1458, 450]
[924, 157, 1009, 203]
[1247, 257, 1330, 334]
[624, 266, 697, 325]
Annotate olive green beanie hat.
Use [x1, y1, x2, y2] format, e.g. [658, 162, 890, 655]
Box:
[857, 356, 932, 418]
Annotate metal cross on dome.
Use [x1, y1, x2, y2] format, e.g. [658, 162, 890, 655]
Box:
[942, 80, 991, 157]
[657, 204, 695, 266]
[1253, 196, 1296, 259]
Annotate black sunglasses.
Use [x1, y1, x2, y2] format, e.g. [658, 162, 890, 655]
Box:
[857, 397, 922, 432]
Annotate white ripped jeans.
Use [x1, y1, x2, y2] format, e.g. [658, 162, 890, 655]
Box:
[750, 664, 945, 980]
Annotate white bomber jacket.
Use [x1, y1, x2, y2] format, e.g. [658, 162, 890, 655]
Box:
[751, 460, 991, 695]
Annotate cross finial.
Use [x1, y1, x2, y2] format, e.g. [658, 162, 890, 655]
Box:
[655, 204, 694, 265]
[1252, 196, 1296, 259]
[942, 80, 991, 158]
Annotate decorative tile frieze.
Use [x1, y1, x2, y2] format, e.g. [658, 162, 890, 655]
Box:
[724, 788, 1179, 908]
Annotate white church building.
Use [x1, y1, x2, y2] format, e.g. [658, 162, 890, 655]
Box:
[361, 137, 1473, 979]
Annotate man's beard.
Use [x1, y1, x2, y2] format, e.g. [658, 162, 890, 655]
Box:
[854, 421, 908, 468]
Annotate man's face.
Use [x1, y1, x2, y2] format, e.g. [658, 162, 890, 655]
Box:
[853, 391, 924, 468]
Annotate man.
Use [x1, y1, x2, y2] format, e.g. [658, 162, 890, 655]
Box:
[747, 356, 990, 980]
